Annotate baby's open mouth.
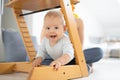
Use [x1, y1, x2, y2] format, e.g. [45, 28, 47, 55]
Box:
[50, 35, 57, 38]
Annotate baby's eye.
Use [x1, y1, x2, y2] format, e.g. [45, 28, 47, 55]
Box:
[46, 27, 50, 30]
[55, 27, 59, 29]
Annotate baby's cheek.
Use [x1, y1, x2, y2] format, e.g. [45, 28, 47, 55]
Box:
[45, 33, 48, 37]
[46, 35, 49, 39]
[46, 36, 49, 39]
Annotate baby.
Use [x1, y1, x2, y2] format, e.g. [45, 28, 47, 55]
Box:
[33, 10, 74, 70]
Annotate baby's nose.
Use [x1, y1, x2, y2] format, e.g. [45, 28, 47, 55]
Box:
[50, 29, 55, 33]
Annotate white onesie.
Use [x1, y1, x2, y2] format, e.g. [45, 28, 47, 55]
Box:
[36, 34, 74, 62]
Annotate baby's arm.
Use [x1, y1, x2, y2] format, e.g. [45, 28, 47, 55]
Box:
[32, 57, 43, 67]
[49, 54, 71, 70]
[33, 38, 46, 67]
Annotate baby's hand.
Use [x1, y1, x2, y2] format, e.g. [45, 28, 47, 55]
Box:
[49, 60, 62, 70]
[32, 57, 42, 67]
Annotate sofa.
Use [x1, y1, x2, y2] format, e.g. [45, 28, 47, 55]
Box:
[2, 29, 38, 62]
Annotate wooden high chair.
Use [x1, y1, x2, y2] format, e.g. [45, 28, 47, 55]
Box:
[0, 0, 88, 80]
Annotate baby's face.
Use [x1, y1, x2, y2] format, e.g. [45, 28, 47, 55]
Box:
[44, 17, 65, 43]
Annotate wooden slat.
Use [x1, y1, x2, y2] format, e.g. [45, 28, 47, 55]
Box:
[0, 62, 32, 73]
[60, 0, 88, 77]
[23, 33, 30, 37]
[19, 23, 27, 27]
[12, 8, 36, 61]
[17, 17, 25, 22]
[28, 52, 36, 57]
[0, 63, 15, 74]
[6, 0, 80, 11]
[24, 38, 32, 42]
[13, 62, 32, 72]
[21, 28, 29, 33]
[25, 43, 34, 47]
[27, 47, 36, 52]
[29, 65, 82, 80]
[14, 9, 22, 14]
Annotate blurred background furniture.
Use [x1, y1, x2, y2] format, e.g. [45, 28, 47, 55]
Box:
[2, 29, 38, 62]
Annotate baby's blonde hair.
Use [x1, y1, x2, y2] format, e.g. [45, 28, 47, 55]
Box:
[44, 10, 65, 25]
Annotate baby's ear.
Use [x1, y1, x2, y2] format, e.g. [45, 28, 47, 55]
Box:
[64, 25, 67, 32]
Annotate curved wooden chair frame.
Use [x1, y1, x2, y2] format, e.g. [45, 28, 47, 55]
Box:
[0, 0, 88, 80]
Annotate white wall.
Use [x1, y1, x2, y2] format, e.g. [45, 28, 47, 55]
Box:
[75, 2, 104, 37]
[75, 3, 104, 48]
[79, 0, 120, 38]
[32, 11, 48, 45]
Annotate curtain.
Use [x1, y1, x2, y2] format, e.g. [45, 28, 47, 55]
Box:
[0, 0, 4, 15]
[0, 0, 5, 61]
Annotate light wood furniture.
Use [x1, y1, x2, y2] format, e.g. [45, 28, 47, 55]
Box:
[0, 0, 88, 80]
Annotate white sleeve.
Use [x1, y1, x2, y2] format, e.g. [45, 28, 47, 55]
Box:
[63, 38, 74, 61]
[36, 39, 47, 60]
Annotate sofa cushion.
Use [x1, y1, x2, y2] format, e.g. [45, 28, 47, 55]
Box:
[2, 29, 37, 62]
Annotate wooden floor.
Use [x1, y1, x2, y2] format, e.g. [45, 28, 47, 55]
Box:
[0, 58, 120, 80]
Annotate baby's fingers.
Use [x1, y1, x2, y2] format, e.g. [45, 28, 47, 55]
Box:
[32, 61, 40, 67]
[49, 62, 55, 67]
[54, 63, 60, 70]
[50, 61, 61, 70]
